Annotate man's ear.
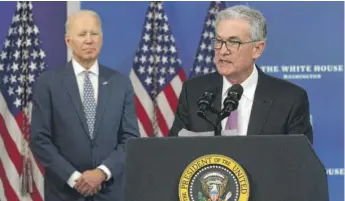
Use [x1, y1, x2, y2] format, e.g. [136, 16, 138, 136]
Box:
[252, 41, 266, 60]
[65, 35, 72, 49]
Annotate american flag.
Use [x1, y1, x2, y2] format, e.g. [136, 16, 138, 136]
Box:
[129, 1, 186, 137]
[0, 2, 46, 201]
[189, 1, 226, 78]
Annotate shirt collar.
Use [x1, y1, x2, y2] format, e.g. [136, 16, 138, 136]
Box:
[72, 58, 99, 76]
[222, 64, 258, 101]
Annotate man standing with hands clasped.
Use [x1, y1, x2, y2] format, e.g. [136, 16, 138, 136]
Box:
[30, 10, 139, 201]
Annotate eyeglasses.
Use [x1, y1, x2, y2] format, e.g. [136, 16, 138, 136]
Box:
[212, 38, 259, 53]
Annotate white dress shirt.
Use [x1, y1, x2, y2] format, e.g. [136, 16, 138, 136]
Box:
[221, 65, 258, 136]
[66, 59, 112, 188]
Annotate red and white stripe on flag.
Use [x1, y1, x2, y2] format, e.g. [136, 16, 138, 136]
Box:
[130, 1, 186, 137]
[0, 2, 46, 201]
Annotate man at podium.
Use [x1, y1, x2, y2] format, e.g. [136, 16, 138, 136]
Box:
[168, 5, 313, 144]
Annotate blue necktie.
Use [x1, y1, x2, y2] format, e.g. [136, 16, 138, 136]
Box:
[83, 71, 96, 138]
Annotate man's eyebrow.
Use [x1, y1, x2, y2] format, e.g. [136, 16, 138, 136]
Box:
[215, 35, 241, 40]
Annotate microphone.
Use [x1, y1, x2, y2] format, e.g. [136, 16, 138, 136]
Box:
[197, 91, 221, 135]
[197, 91, 214, 118]
[220, 84, 244, 120]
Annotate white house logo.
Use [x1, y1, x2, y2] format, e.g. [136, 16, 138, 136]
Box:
[259, 64, 343, 80]
[179, 154, 250, 201]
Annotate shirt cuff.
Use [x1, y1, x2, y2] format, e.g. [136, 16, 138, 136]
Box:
[67, 171, 82, 188]
[97, 165, 112, 181]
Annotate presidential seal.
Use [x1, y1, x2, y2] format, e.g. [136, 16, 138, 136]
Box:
[179, 154, 249, 201]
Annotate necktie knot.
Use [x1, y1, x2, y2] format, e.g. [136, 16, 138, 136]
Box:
[84, 70, 91, 77]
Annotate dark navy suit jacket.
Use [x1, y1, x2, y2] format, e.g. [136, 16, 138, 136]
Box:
[30, 62, 139, 201]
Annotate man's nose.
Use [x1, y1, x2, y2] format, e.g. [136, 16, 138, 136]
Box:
[85, 33, 92, 43]
[219, 42, 230, 55]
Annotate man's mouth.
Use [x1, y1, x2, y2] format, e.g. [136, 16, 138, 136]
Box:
[219, 59, 231, 64]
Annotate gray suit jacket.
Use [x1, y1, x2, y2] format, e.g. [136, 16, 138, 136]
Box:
[30, 62, 139, 201]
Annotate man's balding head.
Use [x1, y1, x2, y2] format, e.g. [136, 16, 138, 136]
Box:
[65, 10, 103, 69]
[65, 10, 102, 36]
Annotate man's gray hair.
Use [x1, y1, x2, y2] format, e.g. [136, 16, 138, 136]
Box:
[215, 5, 267, 41]
[65, 10, 103, 36]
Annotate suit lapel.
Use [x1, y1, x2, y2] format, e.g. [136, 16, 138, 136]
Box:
[61, 62, 89, 136]
[93, 66, 110, 138]
[247, 68, 274, 135]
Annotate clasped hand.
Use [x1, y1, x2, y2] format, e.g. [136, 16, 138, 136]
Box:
[74, 169, 107, 196]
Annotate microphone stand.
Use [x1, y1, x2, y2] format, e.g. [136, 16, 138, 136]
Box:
[197, 85, 242, 136]
[197, 92, 237, 136]
[197, 109, 221, 136]
[209, 106, 230, 136]
[197, 104, 232, 136]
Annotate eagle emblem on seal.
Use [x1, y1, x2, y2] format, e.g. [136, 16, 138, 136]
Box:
[199, 172, 232, 201]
